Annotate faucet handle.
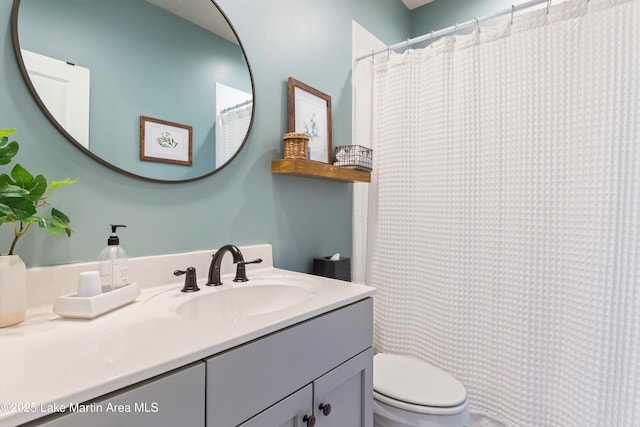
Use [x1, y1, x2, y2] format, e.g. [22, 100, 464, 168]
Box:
[174, 267, 200, 293]
[233, 258, 263, 282]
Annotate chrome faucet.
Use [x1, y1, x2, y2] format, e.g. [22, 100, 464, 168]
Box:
[206, 244, 263, 286]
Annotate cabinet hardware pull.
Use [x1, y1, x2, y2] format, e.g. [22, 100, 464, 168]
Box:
[303, 414, 316, 426]
[319, 402, 332, 416]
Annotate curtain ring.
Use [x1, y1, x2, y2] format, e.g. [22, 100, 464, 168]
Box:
[387, 46, 390, 59]
[453, 23, 458, 41]
[547, 0, 552, 14]
[430, 31, 434, 48]
[511, 5, 515, 24]
[474, 17, 480, 32]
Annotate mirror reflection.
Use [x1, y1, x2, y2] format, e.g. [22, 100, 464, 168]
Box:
[13, 0, 254, 182]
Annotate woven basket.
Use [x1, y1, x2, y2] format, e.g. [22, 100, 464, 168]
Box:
[283, 132, 310, 159]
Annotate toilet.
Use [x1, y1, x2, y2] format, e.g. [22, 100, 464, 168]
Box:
[373, 353, 469, 427]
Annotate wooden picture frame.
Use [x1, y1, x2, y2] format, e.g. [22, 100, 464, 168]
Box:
[140, 116, 192, 166]
[287, 77, 332, 163]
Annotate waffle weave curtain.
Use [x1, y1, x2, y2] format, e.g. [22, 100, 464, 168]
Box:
[368, 0, 639, 426]
[216, 101, 252, 167]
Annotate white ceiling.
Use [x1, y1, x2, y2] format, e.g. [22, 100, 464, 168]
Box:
[401, 0, 434, 10]
[144, 0, 238, 44]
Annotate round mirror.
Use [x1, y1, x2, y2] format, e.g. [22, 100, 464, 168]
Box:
[11, 0, 254, 183]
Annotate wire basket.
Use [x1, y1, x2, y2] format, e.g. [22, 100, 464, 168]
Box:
[333, 145, 373, 171]
[283, 133, 310, 159]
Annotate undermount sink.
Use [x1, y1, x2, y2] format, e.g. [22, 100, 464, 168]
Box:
[142, 275, 317, 321]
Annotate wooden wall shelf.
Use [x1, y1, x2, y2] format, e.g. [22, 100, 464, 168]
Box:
[271, 159, 371, 183]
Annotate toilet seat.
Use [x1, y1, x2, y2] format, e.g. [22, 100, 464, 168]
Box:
[374, 390, 466, 415]
[373, 353, 468, 415]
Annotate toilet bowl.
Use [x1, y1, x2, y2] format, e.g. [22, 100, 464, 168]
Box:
[373, 353, 469, 427]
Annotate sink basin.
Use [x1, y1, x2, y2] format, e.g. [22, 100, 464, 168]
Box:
[177, 283, 314, 320]
[143, 275, 317, 321]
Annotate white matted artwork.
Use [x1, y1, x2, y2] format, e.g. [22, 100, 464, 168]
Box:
[288, 77, 332, 163]
[140, 116, 192, 166]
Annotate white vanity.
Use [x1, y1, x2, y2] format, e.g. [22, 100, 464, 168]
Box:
[0, 244, 375, 427]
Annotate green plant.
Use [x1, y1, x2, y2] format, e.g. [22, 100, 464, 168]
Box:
[0, 128, 76, 256]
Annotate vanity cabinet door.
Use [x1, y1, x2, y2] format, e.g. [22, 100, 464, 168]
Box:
[26, 362, 205, 427]
[239, 384, 313, 427]
[313, 348, 373, 427]
[237, 349, 373, 427]
[206, 298, 373, 426]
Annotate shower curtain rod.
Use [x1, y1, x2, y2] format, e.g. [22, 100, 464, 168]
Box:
[356, 0, 554, 62]
[219, 98, 252, 115]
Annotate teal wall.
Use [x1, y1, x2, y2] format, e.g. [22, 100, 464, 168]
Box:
[1, 0, 409, 269]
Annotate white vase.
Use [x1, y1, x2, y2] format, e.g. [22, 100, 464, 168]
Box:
[0, 255, 27, 328]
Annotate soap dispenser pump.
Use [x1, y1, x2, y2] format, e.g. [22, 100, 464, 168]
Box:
[98, 224, 128, 291]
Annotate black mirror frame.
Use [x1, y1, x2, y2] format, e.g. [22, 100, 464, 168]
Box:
[10, 0, 255, 184]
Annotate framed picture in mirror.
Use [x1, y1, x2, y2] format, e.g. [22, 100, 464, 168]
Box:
[140, 116, 192, 166]
[287, 77, 332, 163]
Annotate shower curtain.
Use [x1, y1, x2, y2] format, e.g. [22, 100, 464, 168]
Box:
[215, 101, 252, 167]
[367, 0, 639, 426]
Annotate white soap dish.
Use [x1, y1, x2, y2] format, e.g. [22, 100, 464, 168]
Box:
[53, 282, 141, 319]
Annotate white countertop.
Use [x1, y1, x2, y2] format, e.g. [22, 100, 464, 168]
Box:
[0, 246, 375, 426]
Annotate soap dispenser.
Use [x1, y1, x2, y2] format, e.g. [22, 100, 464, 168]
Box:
[98, 224, 128, 291]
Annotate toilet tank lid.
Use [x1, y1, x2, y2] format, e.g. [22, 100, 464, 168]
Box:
[373, 353, 467, 408]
